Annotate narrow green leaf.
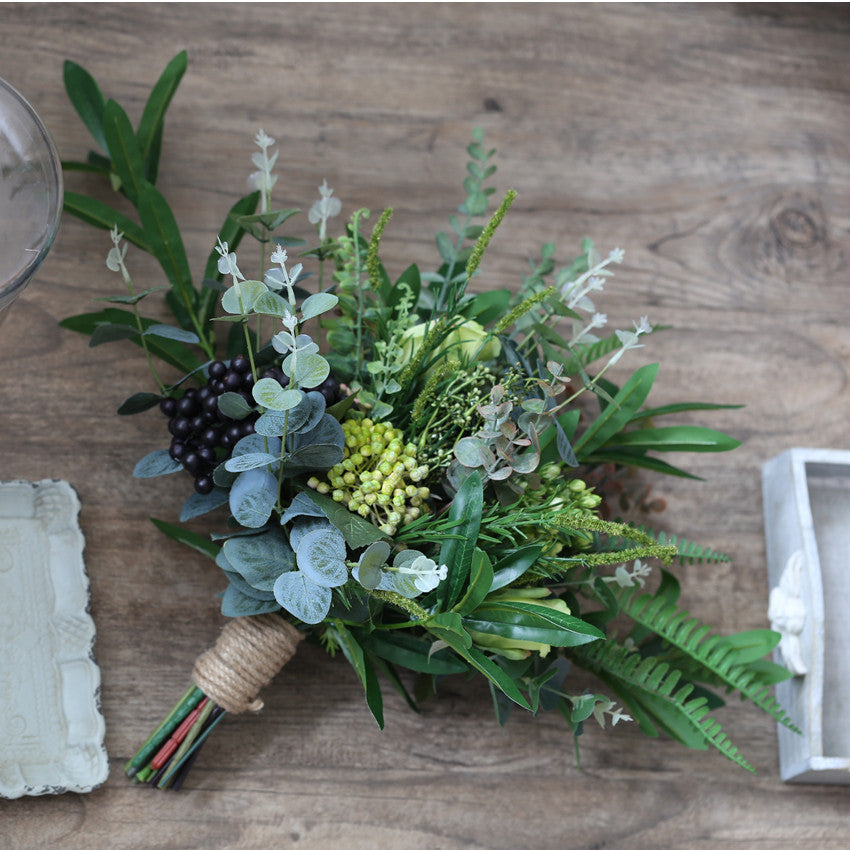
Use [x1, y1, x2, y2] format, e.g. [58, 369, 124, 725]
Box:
[137, 182, 195, 310]
[452, 548, 493, 614]
[136, 50, 187, 173]
[63, 191, 149, 250]
[605, 425, 741, 454]
[365, 631, 468, 675]
[103, 99, 146, 204]
[438, 470, 484, 609]
[333, 622, 384, 728]
[573, 363, 659, 458]
[117, 392, 162, 415]
[150, 517, 220, 560]
[630, 401, 744, 422]
[63, 59, 108, 152]
[489, 545, 544, 592]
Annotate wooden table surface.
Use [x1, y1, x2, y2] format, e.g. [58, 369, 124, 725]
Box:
[3, 3, 850, 848]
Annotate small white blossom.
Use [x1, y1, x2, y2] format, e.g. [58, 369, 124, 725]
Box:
[215, 239, 244, 281]
[603, 559, 652, 589]
[592, 697, 633, 729]
[249, 129, 279, 212]
[393, 554, 448, 593]
[572, 312, 608, 346]
[308, 179, 342, 242]
[609, 247, 625, 264]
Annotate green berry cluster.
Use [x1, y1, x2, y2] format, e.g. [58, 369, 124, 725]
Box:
[308, 418, 430, 536]
[520, 466, 603, 555]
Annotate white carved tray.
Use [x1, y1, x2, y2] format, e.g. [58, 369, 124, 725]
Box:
[0, 479, 108, 798]
[763, 448, 850, 784]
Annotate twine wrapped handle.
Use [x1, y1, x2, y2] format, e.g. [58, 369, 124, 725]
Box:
[192, 614, 304, 714]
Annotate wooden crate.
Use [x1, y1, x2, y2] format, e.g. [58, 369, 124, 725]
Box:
[762, 448, 850, 784]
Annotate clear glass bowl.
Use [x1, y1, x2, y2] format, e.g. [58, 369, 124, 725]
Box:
[0, 76, 63, 318]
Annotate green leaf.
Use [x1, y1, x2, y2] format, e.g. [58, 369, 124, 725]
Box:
[150, 517, 220, 560]
[364, 631, 468, 676]
[428, 617, 530, 710]
[61, 308, 204, 374]
[102, 99, 146, 204]
[630, 401, 744, 422]
[580, 449, 703, 480]
[605, 426, 741, 454]
[62, 191, 149, 250]
[136, 50, 187, 177]
[89, 322, 139, 346]
[143, 323, 200, 344]
[63, 59, 108, 152]
[137, 182, 195, 311]
[95, 285, 169, 305]
[452, 548, 493, 615]
[117, 391, 161, 415]
[489, 545, 544, 592]
[286, 352, 330, 389]
[224, 452, 279, 473]
[464, 601, 604, 648]
[438, 470, 484, 609]
[332, 622, 384, 729]
[221, 279, 268, 315]
[301, 490, 389, 549]
[573, 363, 659, 458]
[716, 629, 781, 665]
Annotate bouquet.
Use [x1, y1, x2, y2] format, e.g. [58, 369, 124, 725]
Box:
[60, 52, 797, 790]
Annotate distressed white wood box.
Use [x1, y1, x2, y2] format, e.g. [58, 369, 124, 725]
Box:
[762, 448, 850, 784]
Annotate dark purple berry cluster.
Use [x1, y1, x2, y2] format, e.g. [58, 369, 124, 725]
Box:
[161, 355, 343, 495]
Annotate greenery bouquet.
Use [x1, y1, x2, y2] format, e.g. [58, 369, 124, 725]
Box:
[60, 52, 796, 790]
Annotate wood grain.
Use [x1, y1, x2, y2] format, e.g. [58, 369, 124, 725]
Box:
[3, 3, 850, 847]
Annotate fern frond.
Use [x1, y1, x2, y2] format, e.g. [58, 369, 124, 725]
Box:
[574, 639, 756, 772]
[619, 589, 800, 734]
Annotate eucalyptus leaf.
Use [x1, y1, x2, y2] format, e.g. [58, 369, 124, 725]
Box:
[229, 468, 278, 528]
[300, 292, 339, 321]
[221, 279, 267, 315]
[180, 487, 230, 522]
[296, 528, 348, 588]
[221, 570, 278, 602]
[220, 582, 281, 618]
[279, 492, 328, 526]
[224, 452, 279, 473]
[283, 352, 330, 389]
[252, 378, 303, 411]
[273, 570, 332, 624]
[223, 530, 295, 592]
[217, 391, 254, 420]
[133, 449, 182, 478]
[253, 289, 291, 319]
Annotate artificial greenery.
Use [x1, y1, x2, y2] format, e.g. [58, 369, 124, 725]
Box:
[61, 52, 794, 787]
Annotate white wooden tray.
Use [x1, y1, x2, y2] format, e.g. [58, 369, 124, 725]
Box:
[0, 479, 108, 798]
[763, 448, 850, 784]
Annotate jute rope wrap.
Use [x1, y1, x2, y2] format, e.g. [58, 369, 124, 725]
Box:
[191, 614, 304, 714]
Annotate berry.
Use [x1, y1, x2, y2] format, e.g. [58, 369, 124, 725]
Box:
[231, 354, 250, 373]
[209, 361, 227, 380]
[160, 397, 177, 418]
[194, 475, 214, 495]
